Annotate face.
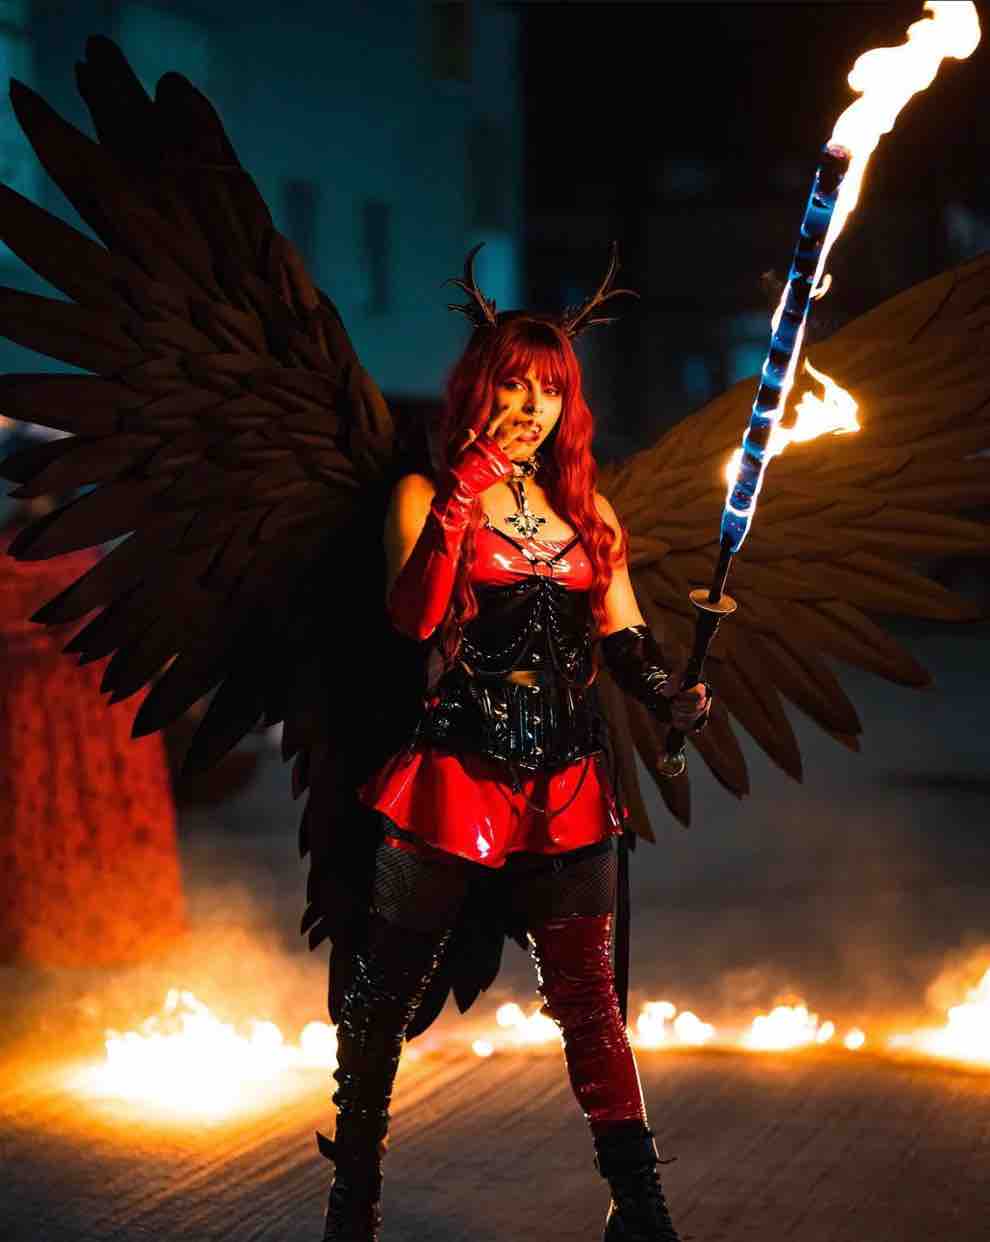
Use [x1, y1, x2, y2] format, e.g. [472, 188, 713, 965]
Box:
[493, 363, 564, 460]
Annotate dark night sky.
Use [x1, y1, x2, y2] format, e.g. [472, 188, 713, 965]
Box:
[522, 2, 988, 229]
[519, 1, 990, 447]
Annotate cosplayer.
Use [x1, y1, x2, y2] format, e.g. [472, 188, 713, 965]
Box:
[1, 35, 986, 1242]
[321, 285, 711, 1242]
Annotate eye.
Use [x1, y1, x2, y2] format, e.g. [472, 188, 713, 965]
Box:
[544, 385, 561, 397]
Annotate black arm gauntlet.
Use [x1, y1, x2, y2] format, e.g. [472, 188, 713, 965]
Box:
[600, 625, 674, 724]
[600, 624, 713, 733]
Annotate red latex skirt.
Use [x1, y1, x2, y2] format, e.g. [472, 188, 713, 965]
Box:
[357, 744, 627, 869]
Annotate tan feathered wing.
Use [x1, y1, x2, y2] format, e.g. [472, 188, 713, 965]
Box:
[597, 252, 990, 836]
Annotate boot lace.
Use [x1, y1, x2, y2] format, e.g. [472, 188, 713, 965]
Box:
[600, 1129, 681, 1242]
[608, 1162, 682, 1242]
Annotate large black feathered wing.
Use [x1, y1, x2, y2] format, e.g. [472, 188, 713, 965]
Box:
[0, 37, 503, 1039]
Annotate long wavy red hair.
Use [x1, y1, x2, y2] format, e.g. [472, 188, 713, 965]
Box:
[430, 315, 628, 668]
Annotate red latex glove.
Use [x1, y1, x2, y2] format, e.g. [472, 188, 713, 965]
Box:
[387, 434, 514, 641]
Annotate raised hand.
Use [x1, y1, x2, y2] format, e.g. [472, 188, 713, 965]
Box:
[455, 404, 538, 479]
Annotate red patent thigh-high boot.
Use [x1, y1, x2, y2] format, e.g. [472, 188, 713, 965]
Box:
[527, 913, 683, 1242]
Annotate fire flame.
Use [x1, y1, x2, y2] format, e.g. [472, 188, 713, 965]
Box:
[69, 989, 336, 1119]
[468, 974, 988, 1067]
[827, 2, 981, 245]
[723, 358, 860, 486]
[738, 3, 978, 482]
[741, 1003, 834, 1051]
[57, 958, 989, 1122]
[493, 1000, 563, 1046]
[636, 1000, 716, 1048]
[471, 995, 869, 1058]
[888, 966, 990, 1064]
[785, 1, 980, 324]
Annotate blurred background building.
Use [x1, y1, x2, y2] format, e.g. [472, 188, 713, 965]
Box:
[0, 0, 522, 415]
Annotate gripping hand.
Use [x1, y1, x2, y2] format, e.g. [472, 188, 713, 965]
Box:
[601, 624, 712, 732]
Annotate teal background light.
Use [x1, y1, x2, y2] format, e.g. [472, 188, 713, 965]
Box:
[0, 1, 523, 401]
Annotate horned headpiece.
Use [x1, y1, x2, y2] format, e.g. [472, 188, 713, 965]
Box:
[444, 241, 638, 338]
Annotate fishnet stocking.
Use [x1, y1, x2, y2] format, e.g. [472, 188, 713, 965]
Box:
[370, 838, 471, 932]
[370, 833, 617, 932]
[505, 843, 617, 926]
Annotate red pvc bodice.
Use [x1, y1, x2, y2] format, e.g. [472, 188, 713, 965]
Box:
[470, 516, 593, 588]
[358, 515, 626, 868]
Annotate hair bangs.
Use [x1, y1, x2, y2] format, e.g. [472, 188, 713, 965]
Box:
[490, 320, 573, 396]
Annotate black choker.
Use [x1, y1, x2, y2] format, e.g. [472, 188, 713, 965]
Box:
[510, 454, 539, 479]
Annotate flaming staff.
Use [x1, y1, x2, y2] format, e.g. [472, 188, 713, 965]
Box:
[659, 0, 982, 777]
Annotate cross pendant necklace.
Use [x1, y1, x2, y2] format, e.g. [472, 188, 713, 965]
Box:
[503, 457, 546, 539]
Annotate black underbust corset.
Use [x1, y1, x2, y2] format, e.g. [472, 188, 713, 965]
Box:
[414, 523, 608, 779]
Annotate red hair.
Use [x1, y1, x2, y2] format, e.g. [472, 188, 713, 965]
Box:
[431, 316, 628, 668]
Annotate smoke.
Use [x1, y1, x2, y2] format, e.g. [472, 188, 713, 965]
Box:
[923, 939, 990, 1017]
[0, 865, 331, 1068]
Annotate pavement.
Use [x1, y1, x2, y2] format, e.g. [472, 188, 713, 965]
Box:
[2, 1037, 989, 1241]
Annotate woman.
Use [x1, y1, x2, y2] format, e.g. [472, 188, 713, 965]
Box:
[320, 312, 710, 1242]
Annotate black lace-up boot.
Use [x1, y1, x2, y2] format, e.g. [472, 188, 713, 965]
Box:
[316, 910, 453, 1241]
[593, 1122, 683, 1242]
